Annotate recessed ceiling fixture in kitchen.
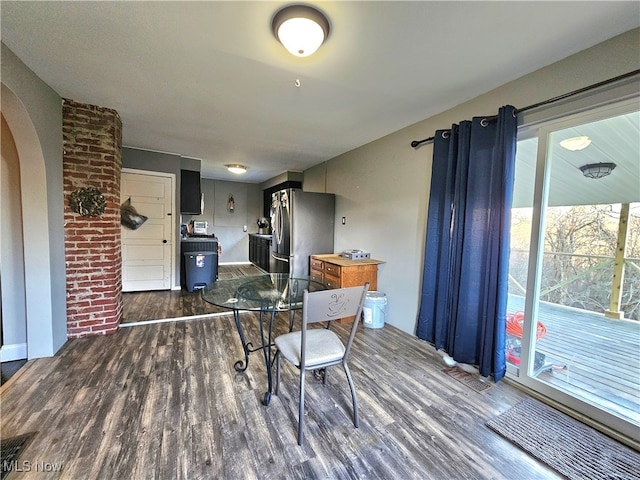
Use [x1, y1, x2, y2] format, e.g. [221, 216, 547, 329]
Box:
[272, 4, 330, 57]
[226, 164, 247, 174]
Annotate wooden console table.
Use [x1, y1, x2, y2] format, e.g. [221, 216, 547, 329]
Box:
[310, 254, 385, 322]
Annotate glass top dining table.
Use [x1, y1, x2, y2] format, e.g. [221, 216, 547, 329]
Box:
[201, 273, 328, 405]
[201, 273, 327, 312]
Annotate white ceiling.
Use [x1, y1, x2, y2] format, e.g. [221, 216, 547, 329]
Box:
[1, 1, 639, 183]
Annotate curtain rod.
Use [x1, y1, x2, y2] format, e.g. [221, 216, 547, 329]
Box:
[410, 69, 640, 148]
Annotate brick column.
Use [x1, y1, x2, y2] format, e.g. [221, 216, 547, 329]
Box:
[63, 99, 122, 338]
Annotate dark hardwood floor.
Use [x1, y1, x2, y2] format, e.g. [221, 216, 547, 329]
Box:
[2, 264, 635, 478]
[1, 265, 565, 479]
[121, 264, 265, 324]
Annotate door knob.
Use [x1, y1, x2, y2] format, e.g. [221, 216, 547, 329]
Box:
[163, 240, 168, 244]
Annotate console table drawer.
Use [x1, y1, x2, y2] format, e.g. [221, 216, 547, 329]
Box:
[310, 268, 324, 283]
[310, 258, 324, 271]
[323, 273, 341, 289]
[324, 263, 341, 277]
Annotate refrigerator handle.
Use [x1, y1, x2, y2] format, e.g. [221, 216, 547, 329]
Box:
[274, 198, 283, 245]
[271, 252, 289, 262]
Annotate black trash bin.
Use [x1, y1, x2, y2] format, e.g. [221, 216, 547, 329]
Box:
[184, 251, 217, 292]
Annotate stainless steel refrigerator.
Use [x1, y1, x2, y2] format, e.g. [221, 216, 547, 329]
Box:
[270, 189, 335, 276]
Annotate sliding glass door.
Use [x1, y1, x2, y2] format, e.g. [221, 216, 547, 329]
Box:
[506, 98, 640, 442]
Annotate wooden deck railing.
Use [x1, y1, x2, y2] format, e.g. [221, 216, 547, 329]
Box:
[509, 252, 640, 321]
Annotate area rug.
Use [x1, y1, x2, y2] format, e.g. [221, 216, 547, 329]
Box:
[486, 398, 640, 480]
[1, 432, 37, 479]
[443, 366, 493, 393]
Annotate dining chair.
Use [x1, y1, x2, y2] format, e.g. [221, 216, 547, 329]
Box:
[274, 283, 369, 445]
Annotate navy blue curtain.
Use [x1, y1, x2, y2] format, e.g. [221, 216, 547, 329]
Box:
[416, 105, 517, 381]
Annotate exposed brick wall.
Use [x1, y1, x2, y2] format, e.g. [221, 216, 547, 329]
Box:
[63, 99, 123, 338]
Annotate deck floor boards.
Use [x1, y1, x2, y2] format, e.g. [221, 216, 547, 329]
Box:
[507, 295, 640, 426]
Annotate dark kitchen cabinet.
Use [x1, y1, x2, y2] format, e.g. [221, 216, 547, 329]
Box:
[249, 234, 271, 272]
[180, 169, 201, 214]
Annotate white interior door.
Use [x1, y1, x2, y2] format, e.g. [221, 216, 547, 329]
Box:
[121, 170, 174, 292]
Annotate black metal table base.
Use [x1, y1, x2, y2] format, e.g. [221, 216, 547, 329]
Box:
[201, 274, 327, 407]
[232, 309, 251, 372]
[232, 308, 278, 405]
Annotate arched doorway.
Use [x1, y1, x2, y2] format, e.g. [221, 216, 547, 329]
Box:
[1, 83, 60, 359]
[1, 112, 27, 363]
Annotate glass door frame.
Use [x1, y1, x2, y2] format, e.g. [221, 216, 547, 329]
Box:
[507, 96, 639, 443]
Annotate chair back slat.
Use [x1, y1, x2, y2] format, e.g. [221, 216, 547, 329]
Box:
[302, 286, 368, 325]
[301, 284, 369, 367]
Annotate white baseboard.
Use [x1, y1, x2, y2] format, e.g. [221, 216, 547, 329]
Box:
[1, 343, 27, 362]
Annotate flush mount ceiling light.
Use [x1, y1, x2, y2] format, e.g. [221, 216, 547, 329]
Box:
[226, 164, 247, 174]
[579, 162, 616, 179]
[560, 136, 592, 151]
[272, 4, 330, 57]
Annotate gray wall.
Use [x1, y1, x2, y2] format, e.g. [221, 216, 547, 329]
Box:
[124, 148, 262, 268]
[304, 28, 640, 335]
[183, 178, 262, 264]
[1, 42, 67, 358]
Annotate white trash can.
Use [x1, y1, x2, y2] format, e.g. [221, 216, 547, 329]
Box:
[362, 291, 387, 329]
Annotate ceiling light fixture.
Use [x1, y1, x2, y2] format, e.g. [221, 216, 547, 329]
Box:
[560, 136, 592, 151]
[226, 164, 247, 174]
[272, 5, 330, 57]
[579, 162, 616, 179]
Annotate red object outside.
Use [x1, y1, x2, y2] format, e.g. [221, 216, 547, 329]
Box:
[506, 311, 547, 366]
[506, 311, 547, 340]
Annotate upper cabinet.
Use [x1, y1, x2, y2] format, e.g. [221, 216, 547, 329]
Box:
[180, 169, 202, 214]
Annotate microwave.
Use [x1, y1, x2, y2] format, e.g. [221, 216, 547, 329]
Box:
[193, 221, 208, 235]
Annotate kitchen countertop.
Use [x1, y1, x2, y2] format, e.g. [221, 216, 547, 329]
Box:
[181, 236, 219, 242]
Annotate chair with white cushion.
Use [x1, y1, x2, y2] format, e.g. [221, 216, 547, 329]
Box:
[274, 283, 369, 445]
